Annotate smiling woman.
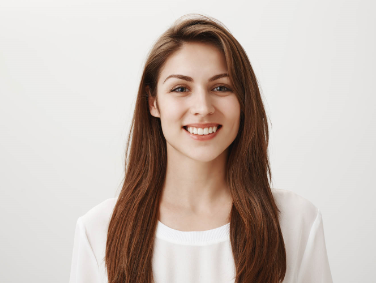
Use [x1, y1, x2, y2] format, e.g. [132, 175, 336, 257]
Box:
[69, 13, 333, 283]
[148, 40, 241, 162]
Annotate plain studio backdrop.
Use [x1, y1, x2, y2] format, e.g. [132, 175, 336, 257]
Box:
[0, 0, 375, 282]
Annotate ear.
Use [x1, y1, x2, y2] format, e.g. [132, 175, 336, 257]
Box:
[146, 85, 160, 118]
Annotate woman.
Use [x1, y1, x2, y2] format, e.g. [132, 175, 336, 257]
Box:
[69, 14, 333, 283]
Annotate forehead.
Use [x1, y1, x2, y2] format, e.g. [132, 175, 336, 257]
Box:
[158, 41, 228, 82]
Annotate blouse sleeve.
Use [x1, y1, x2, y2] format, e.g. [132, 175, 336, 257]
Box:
[296, 209, 333, 283]
[69, 217, 101, 283]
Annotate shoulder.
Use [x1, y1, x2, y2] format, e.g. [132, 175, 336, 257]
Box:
[272, 188, 321, 237]
[271, 187, 319, 226]
[80, 197, 118, 229]
[77, 197, 118, 260]
[271, 187, 322, 245]
[270, 188, 331, 280]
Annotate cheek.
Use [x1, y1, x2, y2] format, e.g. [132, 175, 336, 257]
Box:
[159, 99, 185, 127]
[220, 96, 241, 123]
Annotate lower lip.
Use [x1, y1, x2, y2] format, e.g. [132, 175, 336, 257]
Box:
[183, 126, 222, 141]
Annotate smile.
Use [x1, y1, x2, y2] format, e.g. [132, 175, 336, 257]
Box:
[182, 125, 222, 141]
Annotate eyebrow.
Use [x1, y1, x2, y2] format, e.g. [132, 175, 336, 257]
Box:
[163, 73, 229, 84]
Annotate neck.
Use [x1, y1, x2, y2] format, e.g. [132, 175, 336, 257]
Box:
[160, 145, 232, 215]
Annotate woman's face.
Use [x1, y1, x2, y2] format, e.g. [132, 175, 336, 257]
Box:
[149, 41, 241, 162]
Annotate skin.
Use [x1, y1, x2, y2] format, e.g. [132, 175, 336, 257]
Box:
[148, 41, 241, 231]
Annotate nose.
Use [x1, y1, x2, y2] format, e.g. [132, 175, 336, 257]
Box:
[189, 87, 215, 116]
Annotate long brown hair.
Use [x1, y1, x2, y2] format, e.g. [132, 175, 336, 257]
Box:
[105, 13, 286, 283]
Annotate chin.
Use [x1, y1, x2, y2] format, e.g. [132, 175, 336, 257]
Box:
[185, 150, 225, 163]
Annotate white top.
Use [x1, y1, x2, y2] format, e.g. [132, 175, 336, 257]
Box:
[69, 188, 333, 283]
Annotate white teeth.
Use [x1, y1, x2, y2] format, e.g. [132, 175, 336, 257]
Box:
[187, 126, 219, 135]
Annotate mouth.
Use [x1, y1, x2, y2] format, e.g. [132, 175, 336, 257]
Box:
[182, 125, 222, 133]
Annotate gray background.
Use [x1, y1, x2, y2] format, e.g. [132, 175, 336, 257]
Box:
[1, 0, 375, 282]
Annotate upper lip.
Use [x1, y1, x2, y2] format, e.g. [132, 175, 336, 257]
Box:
[183, 123, 221, 128]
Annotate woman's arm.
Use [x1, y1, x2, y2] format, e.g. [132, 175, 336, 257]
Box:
[69, 217, 101, 283]
[297, 209, 333, 283]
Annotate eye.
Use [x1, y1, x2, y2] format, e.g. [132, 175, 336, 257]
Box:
[170, 85, 233, 93]
[213, 85, 232, 92]
[171, 86, 188, 93]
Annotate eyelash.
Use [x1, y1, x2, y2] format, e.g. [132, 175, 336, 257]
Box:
[170, 85, 233, 93]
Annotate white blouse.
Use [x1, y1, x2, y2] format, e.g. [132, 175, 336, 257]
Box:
[69, 188, 333, 283]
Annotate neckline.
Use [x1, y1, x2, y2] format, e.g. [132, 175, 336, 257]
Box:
[155, 220, 230, 245]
